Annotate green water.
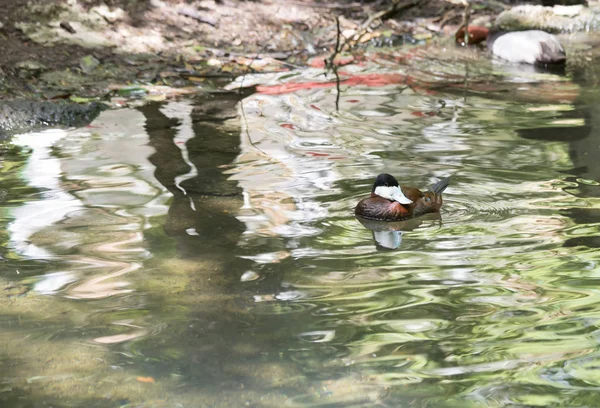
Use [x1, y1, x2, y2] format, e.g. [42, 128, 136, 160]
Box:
[3, 43, 600, 407]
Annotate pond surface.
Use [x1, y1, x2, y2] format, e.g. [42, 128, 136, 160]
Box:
[3, 38, 600, 407]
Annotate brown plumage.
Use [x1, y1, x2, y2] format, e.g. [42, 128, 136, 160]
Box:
[355, 174, 449, 222]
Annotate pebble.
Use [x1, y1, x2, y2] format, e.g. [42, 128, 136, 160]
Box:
[240, 270, 259, 282]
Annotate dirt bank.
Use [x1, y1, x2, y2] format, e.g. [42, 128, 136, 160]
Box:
[0, 0, 545, 102]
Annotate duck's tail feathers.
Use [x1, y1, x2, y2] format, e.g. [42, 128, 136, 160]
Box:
[430, 177, 450, 194]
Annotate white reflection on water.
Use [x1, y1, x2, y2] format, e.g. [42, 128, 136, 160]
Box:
[10, 107, 180, 300]
[10, 129, 80, 259]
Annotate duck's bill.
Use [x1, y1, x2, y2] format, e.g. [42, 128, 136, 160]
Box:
[374, 185, 413, 204]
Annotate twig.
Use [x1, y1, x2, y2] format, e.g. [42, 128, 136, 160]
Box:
[334, 68, 341, 112]
[325, 17, 343, 111]
[179, 7, 218, 27]
[361, 0, 413, 32]
[463, 1, 471, 46]
[177, 71, 234, 78]
[454, 0, 472, 46]
[240, 97, 267, 157]
[343, 0, 418, 49]
[463, 60, 470, 101]
[267, 0, 364, 9]
[437, 10, 461, 28]
[327, 16, 342, 72]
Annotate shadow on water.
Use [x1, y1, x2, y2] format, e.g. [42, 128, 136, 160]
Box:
[515, 75, 600, 248]
[0, 92, 299, 406]
[132, 94, 309, 401]
[141, 99, 247, 247]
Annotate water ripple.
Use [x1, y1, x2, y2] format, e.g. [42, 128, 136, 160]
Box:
[226, 60, 600, 406]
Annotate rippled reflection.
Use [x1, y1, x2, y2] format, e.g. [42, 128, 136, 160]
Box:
[224, 47, 600, 406]
[4, 37, 600, 407]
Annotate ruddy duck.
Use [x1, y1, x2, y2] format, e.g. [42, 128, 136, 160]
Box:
[355, 173, 450, 221]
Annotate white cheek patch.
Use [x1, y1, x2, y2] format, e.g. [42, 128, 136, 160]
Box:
[374, 185, 413, 204]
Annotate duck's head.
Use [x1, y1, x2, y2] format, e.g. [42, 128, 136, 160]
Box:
[371, 173, 413, 205]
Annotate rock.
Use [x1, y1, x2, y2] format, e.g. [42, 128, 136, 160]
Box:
[554, 5, 585, 16]
[207, 58, 222, 67]
[15, 1, 111, 49]
[15, 60, 47, 71]
[0, 100, 107, 138]
[240, 271, 260, 282]
[91, 5, 126, 23]
[41, 69, 89, 91]
[79, 55, 100, 74]
[495, 5, 600, 32]
[541, 0, 587, 5]
[16, 21, 112, 48]
[15, 60, 47, 78]
[60, 21, 76, 33]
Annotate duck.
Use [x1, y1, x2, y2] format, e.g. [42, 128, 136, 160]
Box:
[455, 25, 566, 65]
[355, 173, 450, 222]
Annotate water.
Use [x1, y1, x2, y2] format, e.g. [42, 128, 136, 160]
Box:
[3, 39, 600, 407]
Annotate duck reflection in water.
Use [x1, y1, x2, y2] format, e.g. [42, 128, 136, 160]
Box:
[357, 214, 441, 250]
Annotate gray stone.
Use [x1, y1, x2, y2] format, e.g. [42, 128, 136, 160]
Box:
[15, 60, 47, 71]
[495, 5, 600, 32]
[0, 101, 107, 138]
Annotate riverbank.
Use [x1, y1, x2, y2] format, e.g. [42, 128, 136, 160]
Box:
[0, 0, 542, 102]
